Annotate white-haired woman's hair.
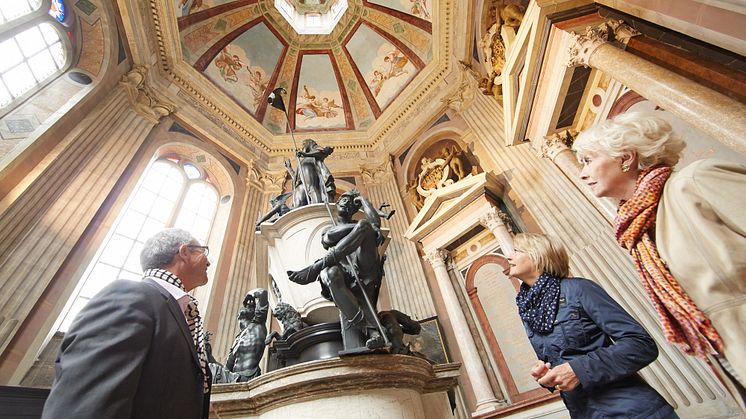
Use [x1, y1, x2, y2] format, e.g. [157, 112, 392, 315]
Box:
[573, 111, 686, 169]
[140, 228, 195, 270]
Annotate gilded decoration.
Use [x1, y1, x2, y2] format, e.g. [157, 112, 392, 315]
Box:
[406, 143, 476, 210]
[478, 1, 525, 99]
[131, 0, 454, 152]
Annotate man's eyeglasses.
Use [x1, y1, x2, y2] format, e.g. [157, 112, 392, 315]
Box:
[187, 245, 209, 257]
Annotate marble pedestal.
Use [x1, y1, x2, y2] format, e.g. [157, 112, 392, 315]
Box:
[210, 355, 460, 418]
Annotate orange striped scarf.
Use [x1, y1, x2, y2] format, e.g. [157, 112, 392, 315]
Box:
[614, 165, 723, 360]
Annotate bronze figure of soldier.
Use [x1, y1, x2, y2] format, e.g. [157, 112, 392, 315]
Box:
[225, 288, 269, 381]
[284, 138, 335, 207]
[287, 189, 389, 349]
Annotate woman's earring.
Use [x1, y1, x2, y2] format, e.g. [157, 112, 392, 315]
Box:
[621, 164, 630, 172]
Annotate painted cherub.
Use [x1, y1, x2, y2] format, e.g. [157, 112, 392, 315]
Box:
[214, 47, 242, 83]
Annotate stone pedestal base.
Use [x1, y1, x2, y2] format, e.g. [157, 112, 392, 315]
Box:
[210, 355, 460, 418]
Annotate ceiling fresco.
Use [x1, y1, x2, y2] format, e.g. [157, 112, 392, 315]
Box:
[175, 0, 433, 135]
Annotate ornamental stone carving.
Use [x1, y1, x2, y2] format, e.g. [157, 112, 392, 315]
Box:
[479, 208, 513, 234]
[361, 157, 395, 186]
[567, 20, 640, 68]
[246, 159, 286, 192]
[540, 129, 577, 161]
[424, 249, 450, 267]
[567, 24, 610, 68]
[119, 66, 175, 123]
[441, 61, 479, 113]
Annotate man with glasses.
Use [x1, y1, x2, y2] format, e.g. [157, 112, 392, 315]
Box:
[43, 228, 213, 419]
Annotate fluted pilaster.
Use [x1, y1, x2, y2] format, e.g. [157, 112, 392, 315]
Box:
[211, 166, 286, 360]
[0, 85, 158, 363]
[361, 159, 436, 319]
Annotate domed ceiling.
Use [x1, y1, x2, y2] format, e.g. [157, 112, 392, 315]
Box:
[174, 0, 433, 136]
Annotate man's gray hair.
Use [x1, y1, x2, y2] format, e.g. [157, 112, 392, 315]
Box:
[140, 228, 196, 271]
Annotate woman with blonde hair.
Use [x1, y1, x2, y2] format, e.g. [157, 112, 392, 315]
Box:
[573, 111, 746, 386]
[507, 233, 675, 418]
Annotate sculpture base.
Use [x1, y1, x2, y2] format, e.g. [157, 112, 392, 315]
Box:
[211, 355, 460, 418]
[267, 322, 343, 371]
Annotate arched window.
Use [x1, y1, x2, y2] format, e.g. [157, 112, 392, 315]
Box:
[0, 0, 72, 113]
[54, 157, 219, 332]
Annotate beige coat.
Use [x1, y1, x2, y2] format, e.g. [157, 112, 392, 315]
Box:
[656, 159, 746, 385]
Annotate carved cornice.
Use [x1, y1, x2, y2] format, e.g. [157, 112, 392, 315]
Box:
[567, 20, 640, 68]
[360, 157, 395, 186]
[119, 66, 175, 124]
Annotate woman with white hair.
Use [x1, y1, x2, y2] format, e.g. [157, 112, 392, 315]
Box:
[507, 233, 675, 418]
[573, 111, 746, 386]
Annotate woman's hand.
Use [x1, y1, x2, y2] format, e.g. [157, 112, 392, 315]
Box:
[537, 363, 580, 392]
[531, 360, 551, 381]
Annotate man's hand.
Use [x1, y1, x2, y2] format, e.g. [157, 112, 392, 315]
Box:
[536, 362, 580, 392]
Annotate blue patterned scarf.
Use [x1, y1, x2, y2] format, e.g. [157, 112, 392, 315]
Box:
[516, 272, 561, 333]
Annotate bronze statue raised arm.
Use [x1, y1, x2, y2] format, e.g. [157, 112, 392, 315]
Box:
[287, 189, 388, 350]
[224, 288, 269, 381]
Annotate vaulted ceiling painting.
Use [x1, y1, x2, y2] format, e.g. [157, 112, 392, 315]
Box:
[176, 0, 433, 135]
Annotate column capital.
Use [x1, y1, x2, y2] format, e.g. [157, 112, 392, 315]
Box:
[479, 207, 513, 234]
[119, 65, 175, 123]
[246, 160, 286, 192]
[423, 249, 450, 267]
[567, 24, 609, 68]
[539, 129, 576, 161]
[360, 156, 395, 186]
[567, 20, 639, 68]
[441, 60, 479, 114]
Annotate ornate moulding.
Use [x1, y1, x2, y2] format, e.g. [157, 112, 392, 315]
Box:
[129, 0, 458, 158]
[210, 355, 460, 417]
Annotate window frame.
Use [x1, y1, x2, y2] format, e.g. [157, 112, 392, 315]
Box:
[52, 156, 220, 332]
[0, 0, 74, 117]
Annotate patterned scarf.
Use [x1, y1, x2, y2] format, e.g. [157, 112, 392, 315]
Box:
[144, 268, 210, 393]
[516, 273, 561, 333]
[614, 165, 724, 359]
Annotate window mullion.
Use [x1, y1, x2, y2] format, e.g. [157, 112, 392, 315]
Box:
[167, 179, 192, 228]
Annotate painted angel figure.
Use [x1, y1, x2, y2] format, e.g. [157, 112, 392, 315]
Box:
[248, 68, 268, 107]
[384, 49, 409, 79]
[319, 97, 342, 118]
[409, 0, 430, 19]
[370, 70, 386, 97]
[214, 47, 242, 83]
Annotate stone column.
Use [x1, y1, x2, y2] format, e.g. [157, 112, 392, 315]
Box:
[567, 20, 746, 155]
[210, 164, 286, 360]
[362, 159, 437, 320]
[424, 249, 501, 416]
[478, 207, 514, 256]
[540, 130, 581, 177]
[0, 66, 172, 382]
[539, 130, 617, 220]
